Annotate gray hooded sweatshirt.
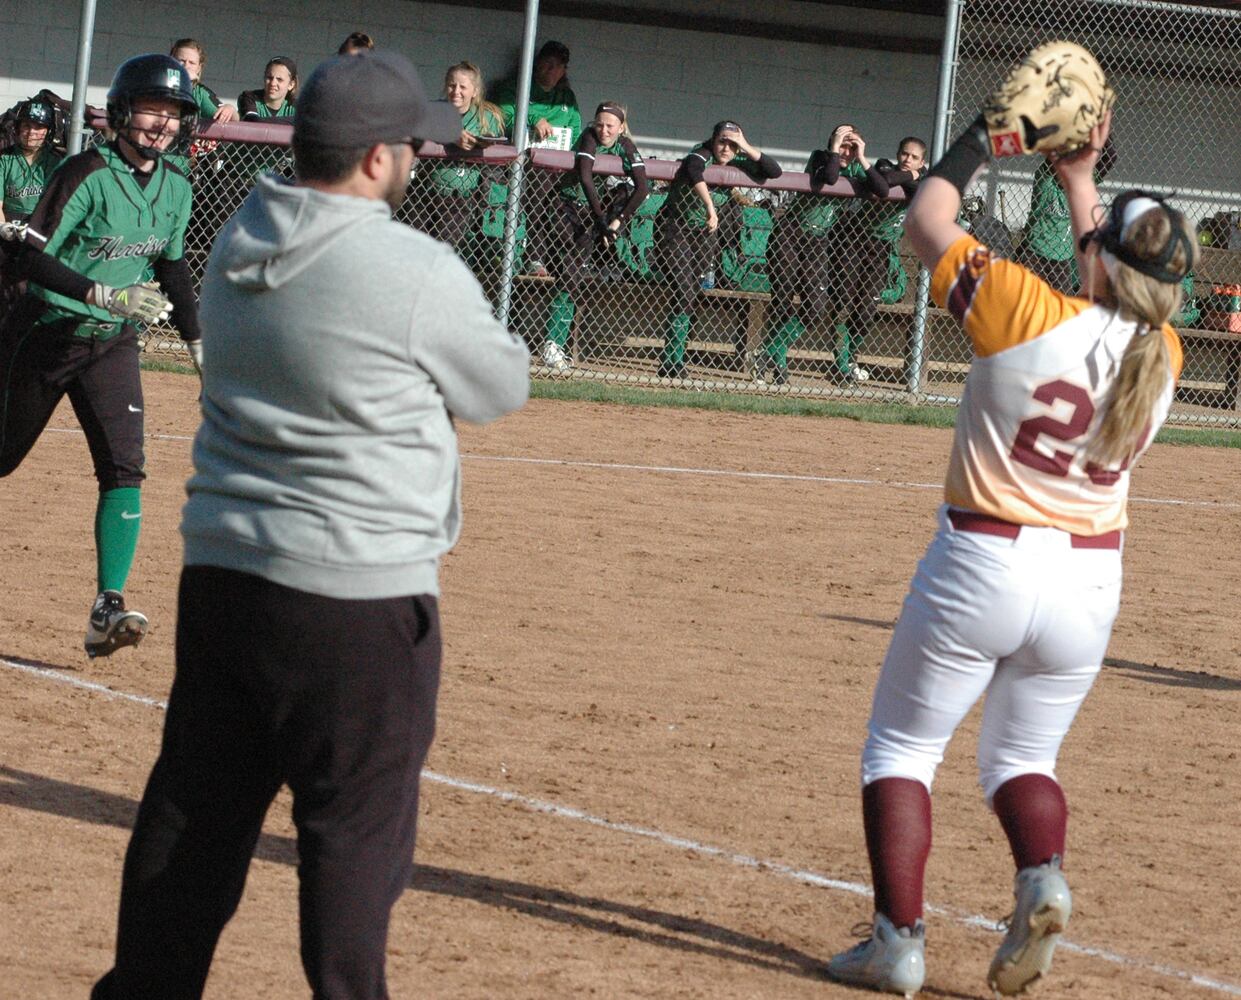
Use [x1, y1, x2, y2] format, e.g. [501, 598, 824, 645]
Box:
[183, 175, 529, 599]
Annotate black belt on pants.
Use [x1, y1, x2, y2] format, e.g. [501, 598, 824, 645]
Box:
[947, 508, 1122, 550]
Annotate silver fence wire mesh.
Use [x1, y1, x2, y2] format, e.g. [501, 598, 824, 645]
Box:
[123, 1, 1241, 427]
[951, 0, 1241, 422]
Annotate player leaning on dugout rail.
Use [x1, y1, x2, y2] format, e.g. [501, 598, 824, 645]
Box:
[825, 42, 1198, 999]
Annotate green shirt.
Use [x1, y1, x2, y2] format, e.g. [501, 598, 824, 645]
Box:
[25, 143, 192, 333]
[0, 145, 63, 220]
[1024, 160, 1073, 261]
[249, 99, 294, 120]
[426, 106, 504, 197]
[558, 132, 643, 205]
[784, 158, 865, 235]
[663, 149, 772, 229]
[493, 78, 581, 145]
[850, 193, 910, 245]
[192, 82, 219, 118]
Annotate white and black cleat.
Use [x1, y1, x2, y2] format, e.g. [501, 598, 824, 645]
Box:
[84, 591, 149, 658]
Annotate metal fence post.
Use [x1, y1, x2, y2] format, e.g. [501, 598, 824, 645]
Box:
[909, 0, 965, 396]
[496, 0, 541, 327]
[67, 0, 99, 156]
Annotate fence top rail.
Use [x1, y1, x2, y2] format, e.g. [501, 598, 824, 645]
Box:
[528, 147, 911, 201]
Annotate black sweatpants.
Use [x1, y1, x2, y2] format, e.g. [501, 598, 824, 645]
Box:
[93, 566, 442, 1000]
[0, 295, 144, 489]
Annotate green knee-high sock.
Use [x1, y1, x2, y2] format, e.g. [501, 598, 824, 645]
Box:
[545, 290, 576, 348]
[834, 322, 852, 373]
[661, 313, 693, 366]
[770, 316, 806, 368]
[95, 487, 141, 594]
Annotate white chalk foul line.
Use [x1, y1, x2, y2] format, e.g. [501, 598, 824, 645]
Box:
[3, 656, 1239, 996]
[45, 427, 1236, 510]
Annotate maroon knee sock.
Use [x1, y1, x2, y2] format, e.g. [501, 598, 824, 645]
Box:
[862, 777, 932, 929]
[991, 773, 1067, 870]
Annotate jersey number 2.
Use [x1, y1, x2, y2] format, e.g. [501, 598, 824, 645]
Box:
[1009, 379, 1131, 485]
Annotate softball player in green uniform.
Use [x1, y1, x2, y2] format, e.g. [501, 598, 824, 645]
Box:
[494, 41, 583, 274]
[1020, 139, 1115, 293]
[0, 100, 63, 311]
[0, 54, 203, 658]
[167, 39, 236, 177]
[493, 40, 582, 147]
[170, 38, 237, 123]
[0, 101, 63, 224]
[656, 121, 781, 380]
[755, 123, 882, 384]
[413, 61, 505, 253]
[829, 136, 927, 383]
[540, 102, 648, 373]
[237, 56, 298, 120]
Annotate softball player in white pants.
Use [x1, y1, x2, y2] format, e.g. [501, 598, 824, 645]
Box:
[827, 103, 1199, 998]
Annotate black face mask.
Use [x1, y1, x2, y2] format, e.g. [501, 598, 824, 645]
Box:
[1077, 189, 1193, 285]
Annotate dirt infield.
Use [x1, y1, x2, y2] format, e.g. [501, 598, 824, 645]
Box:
[2, 370, 1239, 999]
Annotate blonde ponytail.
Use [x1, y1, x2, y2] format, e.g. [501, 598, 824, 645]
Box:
[1088, 208, 1198, 467]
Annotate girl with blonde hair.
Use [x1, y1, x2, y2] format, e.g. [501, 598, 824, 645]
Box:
[414, 61, 506, 252]
[827, 106, 1196, 999]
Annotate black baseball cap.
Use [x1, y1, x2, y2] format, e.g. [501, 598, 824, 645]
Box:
[294, 50, 459, 147]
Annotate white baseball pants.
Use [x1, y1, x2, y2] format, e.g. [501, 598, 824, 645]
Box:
[862, 505, 1123, 802]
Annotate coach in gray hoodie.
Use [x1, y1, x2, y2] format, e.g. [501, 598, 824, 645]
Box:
[93, 52, 529, 1000]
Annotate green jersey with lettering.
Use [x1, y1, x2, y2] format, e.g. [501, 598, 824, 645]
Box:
[0, 145, 63, 220]
[427, 105, 504, 196]
[785, 157, 865, 235]
[663, 148, 772, 229]
[24, 143, 191, 334]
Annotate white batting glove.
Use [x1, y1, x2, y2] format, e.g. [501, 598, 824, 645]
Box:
[91, 282, 174, 324]
[185, 338, 203, 375]
[0, 221, 27, 242]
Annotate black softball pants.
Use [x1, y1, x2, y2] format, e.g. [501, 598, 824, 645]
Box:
[92, 566, 442, 1000]
[0, 295, 144, 489]
[766, 224, 833, 326]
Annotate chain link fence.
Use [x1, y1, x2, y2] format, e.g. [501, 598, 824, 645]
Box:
[127, 0, 1241, 427]
[951, 0, 1241, 422]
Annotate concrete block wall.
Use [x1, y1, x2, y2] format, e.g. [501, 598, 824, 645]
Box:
[0, 0, 941, 167]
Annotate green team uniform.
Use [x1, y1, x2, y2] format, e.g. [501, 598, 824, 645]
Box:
[254, 101, 294, 118]
[192, 82, 220, 118]
[657, 143, 782, 376]
[1022, 157, 1110, 291]
[557, 136, 642, 205]
[662, 151, 771, 229]
[493, 78, 581, 145]
[27, 143, 191, 336]
[784, 157, 866, 236]
[427, 105, 504, 197]
[0, 145, 63, 221]
[1024, 160, 1073, 261]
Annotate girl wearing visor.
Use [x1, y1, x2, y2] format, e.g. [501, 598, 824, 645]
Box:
[654, 120, 780, 381]
[539, 101, 649, 373]
[827, 107, 1197, 998]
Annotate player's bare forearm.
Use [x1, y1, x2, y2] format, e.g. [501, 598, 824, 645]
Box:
[906, 176, 972, 272]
